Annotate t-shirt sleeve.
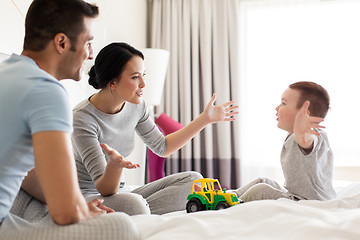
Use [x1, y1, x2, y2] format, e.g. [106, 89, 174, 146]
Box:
[21, 81, 73, 134]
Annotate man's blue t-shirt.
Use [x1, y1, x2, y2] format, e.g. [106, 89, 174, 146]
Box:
[0, 54, 73, 221]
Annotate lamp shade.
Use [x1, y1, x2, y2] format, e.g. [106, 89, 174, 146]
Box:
[141, 48, 170, 106]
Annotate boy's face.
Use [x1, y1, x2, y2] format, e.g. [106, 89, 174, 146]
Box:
[275, 87, 301, 133]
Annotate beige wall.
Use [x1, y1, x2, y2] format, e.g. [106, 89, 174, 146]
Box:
[96, 0, 147, 49]
[0, 0, 147, 54]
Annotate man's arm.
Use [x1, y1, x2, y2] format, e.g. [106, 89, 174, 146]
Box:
[32, 131, 109, 225]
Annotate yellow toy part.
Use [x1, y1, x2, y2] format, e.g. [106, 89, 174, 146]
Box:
[186, 178, 242, 213]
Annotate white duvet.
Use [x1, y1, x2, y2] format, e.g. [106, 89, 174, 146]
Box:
[132, 182, 360, 240]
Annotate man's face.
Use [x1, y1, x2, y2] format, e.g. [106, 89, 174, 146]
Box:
[59, 17, 94, 81]
[275, 88, 301, 133]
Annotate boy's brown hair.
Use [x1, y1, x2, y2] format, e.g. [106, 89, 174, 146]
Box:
[289, 81, 330, 118]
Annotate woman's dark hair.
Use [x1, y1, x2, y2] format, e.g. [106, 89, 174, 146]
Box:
[289, 81, 330, 118]
[24, 0, 99, 51]
[88, 42, 144, 89]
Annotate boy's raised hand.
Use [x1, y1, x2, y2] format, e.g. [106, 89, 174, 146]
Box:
[203, 93, 239, 124]
[294, 100, 325, 150]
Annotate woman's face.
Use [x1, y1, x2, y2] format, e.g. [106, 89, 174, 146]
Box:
[112, 56, 146, 105]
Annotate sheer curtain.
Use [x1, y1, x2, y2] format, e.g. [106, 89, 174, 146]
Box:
[238, 0, 360, 185]
[147, 0, 241, 188]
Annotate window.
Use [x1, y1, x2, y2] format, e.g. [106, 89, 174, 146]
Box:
[239, 0, 360, 184]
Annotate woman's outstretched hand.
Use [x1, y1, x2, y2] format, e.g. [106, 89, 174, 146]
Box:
[161, 93, 239, 157]
[101, 143, 140, 169]
[203, 93, 239, 124]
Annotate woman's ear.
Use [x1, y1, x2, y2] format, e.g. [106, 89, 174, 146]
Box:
[108, 81, 116, 90]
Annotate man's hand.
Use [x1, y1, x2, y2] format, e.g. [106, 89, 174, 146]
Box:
[101, 143, 140, 169]
[32, 131, 112, 225]
[87, 198, 114, 217]
[294, 100, 325, 149]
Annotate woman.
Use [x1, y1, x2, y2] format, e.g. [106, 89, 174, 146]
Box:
[72, 42, 239, 215]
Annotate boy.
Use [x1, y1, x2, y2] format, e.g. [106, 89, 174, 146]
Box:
[235, 81, 336, 202]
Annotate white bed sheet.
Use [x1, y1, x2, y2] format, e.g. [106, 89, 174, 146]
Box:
[132, 182, 360, 240]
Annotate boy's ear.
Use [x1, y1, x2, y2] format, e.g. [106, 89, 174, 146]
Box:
[302, 100, 311, 116]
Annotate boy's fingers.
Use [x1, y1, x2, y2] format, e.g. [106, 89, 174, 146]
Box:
[310, 124, 323, 128]
[309, 129, 321, 136]
[310, 116, 324, 123]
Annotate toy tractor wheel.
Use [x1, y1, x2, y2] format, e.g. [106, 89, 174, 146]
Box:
[186, 198, 204, 213]
[215, 201, 230, 210]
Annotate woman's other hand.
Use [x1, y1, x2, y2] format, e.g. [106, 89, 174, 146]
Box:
[101, 143, 140, 169]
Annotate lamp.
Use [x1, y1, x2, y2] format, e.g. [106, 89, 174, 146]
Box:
[139, 48, 170, 183]
[140, 48, 170, 116]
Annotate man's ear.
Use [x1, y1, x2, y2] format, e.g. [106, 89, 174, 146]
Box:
[53, 33, 68, 54]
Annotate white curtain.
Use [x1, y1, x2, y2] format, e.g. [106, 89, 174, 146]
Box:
[147, 0, 241, 188]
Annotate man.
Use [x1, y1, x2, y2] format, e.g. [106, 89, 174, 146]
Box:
[0, 0, 139, 239]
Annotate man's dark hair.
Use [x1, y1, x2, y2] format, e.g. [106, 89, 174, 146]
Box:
[23, 0, 99, 51]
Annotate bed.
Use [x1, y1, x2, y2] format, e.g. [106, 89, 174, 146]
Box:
[130, 182, 360, 240]
[8, 181, 360, 239]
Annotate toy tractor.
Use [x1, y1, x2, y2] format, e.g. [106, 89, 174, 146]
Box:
[186, 178, 242, 213]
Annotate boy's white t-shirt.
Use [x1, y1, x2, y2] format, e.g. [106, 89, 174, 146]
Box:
[281, 130, 337, 200]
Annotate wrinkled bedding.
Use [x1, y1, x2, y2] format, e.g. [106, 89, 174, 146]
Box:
[9, 182, 360, 239]
[131, 182, 360, 240]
